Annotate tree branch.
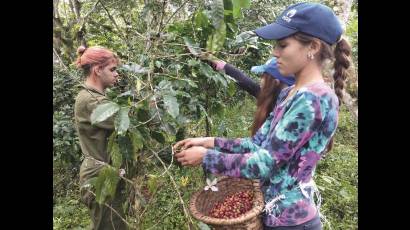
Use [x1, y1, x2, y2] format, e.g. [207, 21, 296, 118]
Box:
[159, 0, 190, 33]
[70, 0, 81, 20]
[80, 0, 100, 29]
[99, 0, 132, 48]
[53, 48, 68, 69]
[157, 0, 168, 33]
[53, 0, 60, 19]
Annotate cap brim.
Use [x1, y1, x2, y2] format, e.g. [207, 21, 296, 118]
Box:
[250, 65, 266, 74]
[254, 23, 297, 40]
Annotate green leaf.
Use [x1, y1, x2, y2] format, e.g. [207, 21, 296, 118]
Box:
[232, 0, 250, 19]
[147, 175, 159, 194]
[199, 62, 216, 78]
[226, 22, 238, 35]
[188, 59, 200, 67]
[115, 107, 130, 135]
[214, 75, 228, 88]
[155, 60, 162, 68]
[137, 126, 150, 140]
[176, 91, 191, 98]
[234, 31, 256, 44]
[121, 63, 148, 74]
[210, 101, 225, 117]
[151, 130, 165, 144]
[178, 78, 198, 88]
[94, 166, 120, 204]
[163, 95, 179, 119]
[90, 102, 120, 125]
[158, 79, 172, 90]
[110, 142, 122, 168]
[223, 0, 234, 25]
[118, 90, 132, 98]
[198, 221, 211, 230]
[317, 185, 325, 192]
[167, 22, 185, 34]
[185, 79, 198, 88]
[246, 44, 259, 50]
[195, 10, 209, 29]
[227, 81, 236, 97]
[107, 132, 117, 154]
[320, 175, 339, 185]
[339, 189, 352, 200]
[118, 134, 134, 160]
[199, 63, 227, 87]
[209, 0, 225, 30]
[129, 130, 143, 152]
[136, 107, 150, 122]
[183, 37, 202, 56]
[206, 22, 226, 52]
[175, 127, 185, 142]
[136, 79, 142, 93]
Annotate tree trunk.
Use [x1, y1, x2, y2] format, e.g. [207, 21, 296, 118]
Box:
[53, 0, 75, 64]
[71, 0, 87, 47]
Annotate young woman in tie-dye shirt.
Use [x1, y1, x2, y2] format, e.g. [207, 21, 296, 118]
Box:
[174, 3, 352, 229]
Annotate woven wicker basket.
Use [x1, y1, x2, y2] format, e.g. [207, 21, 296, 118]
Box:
[189, 176, 264, 230]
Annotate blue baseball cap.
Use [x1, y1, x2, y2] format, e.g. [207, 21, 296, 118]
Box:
[251, 57, 295, 86]
[254, 2, 343, 45]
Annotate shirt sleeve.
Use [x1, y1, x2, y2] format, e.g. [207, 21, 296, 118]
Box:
[203, 92, 323, 180]
[213, 113, 273, 153]
[224, 64, 260, 98]
[213, 137, 261, 154]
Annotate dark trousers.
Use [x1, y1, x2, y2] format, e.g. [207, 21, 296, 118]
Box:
[264, 213, 322, 230]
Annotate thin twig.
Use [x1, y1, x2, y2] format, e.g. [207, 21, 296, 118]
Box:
[79, 0, 100, 29]
[153, 146, 174, 177]
[161, 42, 189, 47]
[119, 175, 136, 186]
[157, 0, 168, 33]
[153, 73, 185, 81]
[159, 0, 190, 33]
[99, 0, 133, 47]
[88, 190, 134, 229]
[135, 111, 158, 127]
[155, 53, 193, 59]
[147, 70, 164, 124]
[53, 48, 68, 70]
[150, 148, 195, 229]
[132, 93, 152, 106]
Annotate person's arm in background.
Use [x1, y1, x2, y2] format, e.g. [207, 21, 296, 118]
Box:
[211, 60, 260, 98]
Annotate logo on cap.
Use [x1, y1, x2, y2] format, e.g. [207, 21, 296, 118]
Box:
[282, 9, 297, 23]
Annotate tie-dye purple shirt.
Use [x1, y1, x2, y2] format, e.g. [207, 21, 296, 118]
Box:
[202, 82, 339, 227]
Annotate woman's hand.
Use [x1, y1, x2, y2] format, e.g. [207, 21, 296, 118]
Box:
[174, 146, 207, 166]
[173, 137, 215, 152]
[210, 60, 226, 71]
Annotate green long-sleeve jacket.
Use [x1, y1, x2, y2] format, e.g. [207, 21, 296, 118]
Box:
[74, 85, 114, 185]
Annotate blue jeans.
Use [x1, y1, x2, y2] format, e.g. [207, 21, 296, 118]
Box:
[263, 213, 322, 230]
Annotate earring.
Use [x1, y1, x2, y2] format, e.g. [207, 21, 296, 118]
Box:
[308, 53, 314, 60]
